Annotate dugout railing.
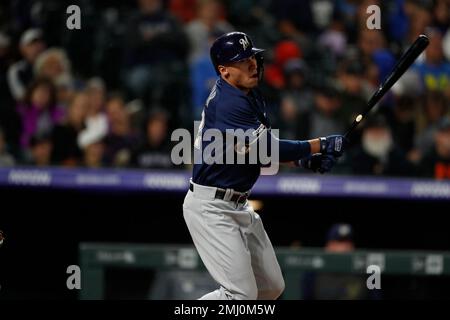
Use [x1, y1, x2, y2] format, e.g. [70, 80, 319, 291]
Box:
[79, 243, 450, 299]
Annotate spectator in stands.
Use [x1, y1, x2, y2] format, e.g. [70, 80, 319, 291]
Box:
[77, 78, 109, 154]
[348, 116, 414, 176]
[331, 0, 360, 43]
[34, 48, 74, 93]
[318, 19, 348, 60]
[189, 30, 223, 120]
[418, 116, 450, 179]
[169, 0, 197, 24]
[387, 0, 409, 44]
[130, 109, 176, 169]
[225, 0, 273, 31]
[185, 0, 233, 64]
[270, 0, 316, 37]
[17, 77, 64, 151]
[0, 127, 15, 167]
[336, 59, 371, 125]
[276, 59, 313, 140]
[385, 94, 418, 155]
[51, 92, 88, 166]
[307, 0, 335, 32]
[265, 40, 303, 90]
[296, 83, 345, 139]
[412, 28, 450, 94]
[103, 94, 139, 167]
[27, 133, 53, 166]
[283, 59, 314, 114]
[357, 29, 386, 66]
[371, 48, 396, 85]
[34, 47, 77, 109]
[357, 29, 396, 93]
[0, 31, 21, 158]
[405, 0, 432, 43]
[414, 90, 449, 160]
[7, 28, 45, 101]
[79, 128, 106, 168]
[0, 32, 13, 103]
[54, 76, 75, 109]
[301, 223, 379, 300]
[444, 30, 450, 78]
[432, 0, 449, 34]
[123, 0, 189, 106]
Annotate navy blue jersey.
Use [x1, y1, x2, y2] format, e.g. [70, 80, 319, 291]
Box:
[192, 78, 269, 192]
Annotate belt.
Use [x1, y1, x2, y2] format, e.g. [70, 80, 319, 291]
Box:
[189, 182, 249, 204]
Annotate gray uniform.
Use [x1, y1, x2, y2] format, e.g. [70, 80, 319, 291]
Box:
[183, 181, 285, 300]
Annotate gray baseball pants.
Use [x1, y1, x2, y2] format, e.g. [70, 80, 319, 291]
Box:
[183, 181, 285, 300]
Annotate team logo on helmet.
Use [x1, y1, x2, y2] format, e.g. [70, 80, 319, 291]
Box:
[239, 36, 250, 50]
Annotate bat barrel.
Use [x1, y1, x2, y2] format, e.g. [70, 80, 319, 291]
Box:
[343, 34, 429, 139]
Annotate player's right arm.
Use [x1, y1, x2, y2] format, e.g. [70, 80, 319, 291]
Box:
[210, 89, 347, 169]
[274, 134, 347, 163]
[278, 136, 347, 174]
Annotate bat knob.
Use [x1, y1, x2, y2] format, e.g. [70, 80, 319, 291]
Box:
[418, 34, 430, 46]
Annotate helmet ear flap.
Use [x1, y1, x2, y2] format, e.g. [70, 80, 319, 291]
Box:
[255, 52, 265, 82]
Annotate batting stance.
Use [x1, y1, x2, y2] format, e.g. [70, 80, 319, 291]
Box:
[183, 32, 346, 300]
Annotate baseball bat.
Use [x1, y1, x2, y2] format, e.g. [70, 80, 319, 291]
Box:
[344, 34, 429, 138]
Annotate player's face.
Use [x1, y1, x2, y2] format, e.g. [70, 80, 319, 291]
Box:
[221, 55, 259, 93]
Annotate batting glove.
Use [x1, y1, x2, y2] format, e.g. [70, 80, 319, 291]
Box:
[320, 135, 347, 157]
[298, 154, 338, 174]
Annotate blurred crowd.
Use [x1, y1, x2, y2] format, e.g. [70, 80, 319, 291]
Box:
[0, 0, 450, 179]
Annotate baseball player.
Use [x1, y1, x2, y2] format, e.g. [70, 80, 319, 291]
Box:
[183, 32, 346, 300]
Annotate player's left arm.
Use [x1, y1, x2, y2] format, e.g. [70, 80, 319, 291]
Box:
[275, 135, 347, 162]
[216, 100, 347, 168]
[275, 135, 347, 174]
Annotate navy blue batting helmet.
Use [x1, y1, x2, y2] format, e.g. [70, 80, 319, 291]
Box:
[210, 32, 265, 78]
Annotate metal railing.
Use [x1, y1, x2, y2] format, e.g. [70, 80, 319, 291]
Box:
[79, 243, 450, 299]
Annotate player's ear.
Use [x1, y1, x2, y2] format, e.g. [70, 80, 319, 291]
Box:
[218, 65, 229, 78]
